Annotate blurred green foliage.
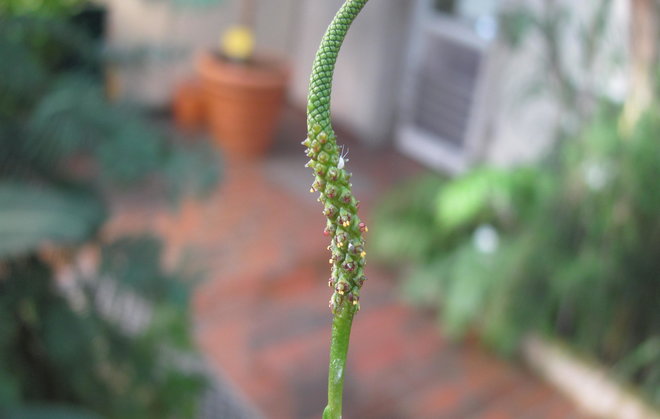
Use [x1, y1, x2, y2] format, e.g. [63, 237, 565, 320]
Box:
[0, 6, 219, 417]
[0, 183, 105, 258]
[0, 0, 89, 16]
[374, 1, 658, 406]
[373, 104, 660, 406]
[499, 0, 616, 139]
[0, 238, 206, 418]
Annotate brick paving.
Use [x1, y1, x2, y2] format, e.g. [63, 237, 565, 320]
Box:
[108, 110, 586, 418]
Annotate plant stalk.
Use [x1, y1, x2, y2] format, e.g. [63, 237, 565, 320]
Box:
[323, 304, 357, 419]
[304, 1, 369, 418]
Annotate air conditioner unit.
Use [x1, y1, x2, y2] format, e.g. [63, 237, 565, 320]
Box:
[396, 1, 496, 174]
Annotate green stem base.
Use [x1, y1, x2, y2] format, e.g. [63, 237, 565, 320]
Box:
[323, 304, 357, 419]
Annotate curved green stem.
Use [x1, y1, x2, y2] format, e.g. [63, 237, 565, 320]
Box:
[304, 1, 369, 418]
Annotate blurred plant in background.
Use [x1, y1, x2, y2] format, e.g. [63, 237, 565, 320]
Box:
[0, 3, 219, 417]
[372, 0, 659, 407]
[500, 0, 617, 139]
[0, 0, 89, 16]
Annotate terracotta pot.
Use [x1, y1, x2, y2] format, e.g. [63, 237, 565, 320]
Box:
[196, 51, 289, 158]
[172, 79, 205, 132]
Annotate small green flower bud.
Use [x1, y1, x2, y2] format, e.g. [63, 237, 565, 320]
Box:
[327, 167, 339, 181]
[325, 220, 337, 234]
[325, 184, 338, 199]
[347, 291, 359, 306]
[342, 260, 355, 273]
[335, 280, 350, 295]
[316, 164, 327, 177]
[313, 177, 326, 191]
[334, 231, 348, 246]
[334, 292, 344, 306]
[338, 208, 352, 227]
[324, 204, 338, 218]
[340, 190, 352, 204]
[349, 243, 363, 256]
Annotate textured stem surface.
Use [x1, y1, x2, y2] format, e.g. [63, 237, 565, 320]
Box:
[304, 1, 369, 418]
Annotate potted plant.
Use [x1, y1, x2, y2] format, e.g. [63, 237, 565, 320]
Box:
[196, 0, 289, 158]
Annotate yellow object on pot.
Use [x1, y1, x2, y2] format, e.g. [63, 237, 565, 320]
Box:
[221, 25, 255, 61]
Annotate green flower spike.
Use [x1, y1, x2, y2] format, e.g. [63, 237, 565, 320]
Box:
[303, 1, 370, 418]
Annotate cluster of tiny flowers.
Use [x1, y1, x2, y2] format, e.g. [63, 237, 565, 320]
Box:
[303, 125, 367, 313]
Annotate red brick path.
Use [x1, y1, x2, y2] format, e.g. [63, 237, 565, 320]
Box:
[109, 114, 585, 418]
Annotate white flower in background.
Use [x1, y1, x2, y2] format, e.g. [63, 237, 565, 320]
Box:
[582, 161, 609, 191]
[473, 224, 499, 254]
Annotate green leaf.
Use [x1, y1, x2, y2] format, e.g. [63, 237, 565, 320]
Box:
[0, 0, 89, 16]
[435, 168, 499, 230]
[2, 404, 100, 419]
[0, 182, 105, 258]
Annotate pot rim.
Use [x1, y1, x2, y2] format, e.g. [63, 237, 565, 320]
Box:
[196, 50, 290, 89]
